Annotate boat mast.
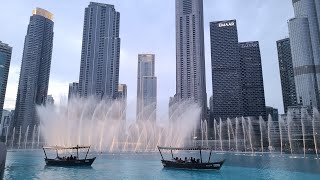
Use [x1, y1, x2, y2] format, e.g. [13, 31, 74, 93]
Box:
[199, 147, 202, 163]
[42, 147, 47, 159]
[55, 146, 58, 158]
[208, 149, 212, 163]
[85, 146, 91, 160]
[157, 147, 164, 160]
[77, 145, 79, 159]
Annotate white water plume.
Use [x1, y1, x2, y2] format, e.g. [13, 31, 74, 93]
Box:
[37, 97, 201, 152]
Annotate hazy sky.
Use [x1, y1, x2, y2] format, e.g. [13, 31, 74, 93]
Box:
[0, 0, 294, 119]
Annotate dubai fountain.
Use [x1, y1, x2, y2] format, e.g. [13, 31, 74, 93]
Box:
[33, 98, 202, 152]
[4, 98, 320, 157]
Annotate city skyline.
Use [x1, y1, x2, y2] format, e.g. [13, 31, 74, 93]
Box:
[0, 0, 294, 120]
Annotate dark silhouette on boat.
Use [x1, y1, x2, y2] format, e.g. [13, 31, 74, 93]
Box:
[157, 146, 225, 170]
[43, 145, 96, 167]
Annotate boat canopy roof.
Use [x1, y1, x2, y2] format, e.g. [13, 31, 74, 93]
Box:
[157, 146, 213, 151]
[43, 145, 90, 150]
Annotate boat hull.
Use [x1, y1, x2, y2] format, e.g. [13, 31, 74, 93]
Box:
[161, 160, 225, 170]
[45, 157, 96, 167]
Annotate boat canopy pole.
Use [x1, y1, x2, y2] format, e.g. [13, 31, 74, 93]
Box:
[158, 147, 164, 160]
[77, 145, 79, 159]
[199, 148, 202, 163]
[208, 149, 212, 163]
[85, 146, 90, 160]
[55, 146, 58, 158]
[42, 147, 47, 159]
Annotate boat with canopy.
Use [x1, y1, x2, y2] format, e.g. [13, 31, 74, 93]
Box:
[42, 145, 96, 166]
[157, 146, 225, 170]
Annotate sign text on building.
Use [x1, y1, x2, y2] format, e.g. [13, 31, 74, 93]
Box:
[218, 21, 235, 27]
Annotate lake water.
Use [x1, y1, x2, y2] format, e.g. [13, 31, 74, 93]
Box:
[4, 150, 320, 179]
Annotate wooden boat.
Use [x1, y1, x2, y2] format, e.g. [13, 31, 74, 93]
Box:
[157, 146, 225, 170]
[43, 145, 96, 167]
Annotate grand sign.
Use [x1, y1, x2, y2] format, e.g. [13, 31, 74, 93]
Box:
[218, 21, 235, 27]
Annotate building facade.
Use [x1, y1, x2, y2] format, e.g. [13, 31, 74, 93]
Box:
[175, 0, 207, 119]
[266, 106, 279, 122]
[239, 41, 266, 119]
[292, 0, 320, 94]
[210, 20, 266, 121]
[277, 38, 297, 112]
[210, 20, 242, 120]
[78, 2, 120, 100]
[13, 8, 54, 138]
[288, 17, 319, 108]
[136, 54, 157, 121]
[68, 82, 79, 100]
[288, 0, 320, 109]
[0, 41, 12, 120]
[46, 95, 54, 105]
[118, 84, 127, 121]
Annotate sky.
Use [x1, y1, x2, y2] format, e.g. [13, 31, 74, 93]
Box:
[0, 0, 294, 120]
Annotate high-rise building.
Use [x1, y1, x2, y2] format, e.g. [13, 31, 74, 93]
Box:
[78, 2, 120, 100]
[118, 84, 127, 102]
[288, 17, 319, 108]
[239, 41, 266, 119]
[175, 0, 207, 119]
[288, 0, 320, 109]
[277, 38, 297, 112]
[118, 84, 127, 121]
[266, 106, 279, 122]
[136, 54, 157, 121]
[13, 8, 54, 138]
[210, 20, 266, 120]
[210, 20, 242, 120]
[46, 95, 54, 105]
[68, 82, 79, 100]
[0, 41, 12, 120]
[292, 0, 320, 93]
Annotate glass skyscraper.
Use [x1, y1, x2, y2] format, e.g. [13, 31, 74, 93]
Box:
[239, 41, 266, 119]
[288, 17, 319, 108]
[175, 0, 207, 119]
[0, 41, 12, 120]
[288, 0, 320, 109]
[277, 38, 297, 112]
[136, 54, 157, 121]
[210, 20, 242, 120]
[210, 20, 266, 120]
[68, 82, 79, 100]
[78, 2, 120, 100]
[13, 8, 54, 138]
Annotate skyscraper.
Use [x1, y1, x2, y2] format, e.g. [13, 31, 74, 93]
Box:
[239, 41, 266, 119]
[288, 17, 319, 108]
[68, 82, 79, 100]
[79, 2, 120, 100]
[210, 20, 266, 120]
[13, 8, 54, 137]
[118, 84, 127, 121]
[175, 0, 207, 119]
[0, 41, 12, 120]
[46, 95, 54, 105]
[210, 20, 242, 120]
[288, 0, 320, 109]
[136, 54, 157, 121]
[277, 38, 297, 112]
